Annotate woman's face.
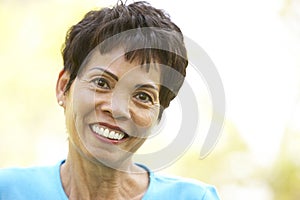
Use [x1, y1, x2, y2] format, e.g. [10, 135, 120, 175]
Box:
[63, 48, 161, 168]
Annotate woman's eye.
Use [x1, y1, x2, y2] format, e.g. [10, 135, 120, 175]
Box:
[134, 92, 153, 104]
[93, 78, 110, 89]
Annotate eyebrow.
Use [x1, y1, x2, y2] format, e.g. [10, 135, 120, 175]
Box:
[135, 83, 159, 91]
[90, 67, 119, 81]
[89, 67, 159, 91]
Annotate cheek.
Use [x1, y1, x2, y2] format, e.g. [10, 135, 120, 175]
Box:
[130, 106, 159, 128]
[72, 85, 97, 123]
[65, 100, 82, 146]
[65, 105, 76, 135]
[73, 87, 94, 111]
[65, 84, 95, 136]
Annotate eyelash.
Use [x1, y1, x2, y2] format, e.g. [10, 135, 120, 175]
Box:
[134, 92, 154, 104]
[92, 77, 110, 89]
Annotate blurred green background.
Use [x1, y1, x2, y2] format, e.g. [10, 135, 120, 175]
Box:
[0, 0, 300, 199]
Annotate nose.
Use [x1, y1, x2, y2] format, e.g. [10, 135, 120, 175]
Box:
[98, 92, 131, 120]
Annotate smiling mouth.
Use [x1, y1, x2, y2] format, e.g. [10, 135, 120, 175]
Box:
[90, 124, 129, 141]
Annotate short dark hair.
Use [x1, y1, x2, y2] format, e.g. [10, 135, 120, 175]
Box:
[62, 1, 188, 117]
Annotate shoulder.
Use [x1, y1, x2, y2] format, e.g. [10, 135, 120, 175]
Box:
[0, 161, 66, 199]
[0, 164, 57, 186]
[145, 172, 220, 200]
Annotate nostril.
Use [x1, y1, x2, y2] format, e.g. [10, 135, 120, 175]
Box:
[95, 101, 131, 120]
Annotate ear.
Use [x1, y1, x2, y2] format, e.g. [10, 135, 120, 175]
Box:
[56, 69, 70, 108]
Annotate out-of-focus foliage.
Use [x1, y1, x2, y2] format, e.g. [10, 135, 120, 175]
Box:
[168, 1, 300, 199]
[0, 0, 102, 167]
[166, 122, 275, 200]
[280, 0, 300, 36]
[266, 127, 300, 200]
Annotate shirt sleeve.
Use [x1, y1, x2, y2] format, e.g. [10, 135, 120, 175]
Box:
[202, 186, 221, 200]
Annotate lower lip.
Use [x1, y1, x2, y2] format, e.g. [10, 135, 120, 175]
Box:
[90, 127, 128, 145]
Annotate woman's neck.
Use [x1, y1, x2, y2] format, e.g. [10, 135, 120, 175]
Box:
[60, 146, 149, 200]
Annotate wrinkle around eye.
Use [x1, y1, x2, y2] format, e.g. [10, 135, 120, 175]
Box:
[132, 91, 159, 108]
[134, 92, 153, 103]
[92, 77, 111, 90]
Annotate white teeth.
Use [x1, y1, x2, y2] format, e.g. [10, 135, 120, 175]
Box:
[108, 131, 115, 139]
[117, 134, 123, 140]
[103, 128, 109, 137]
[100, 127, 104, 132]
[92, 125, 125, 140]
[113, 132, 119, 139]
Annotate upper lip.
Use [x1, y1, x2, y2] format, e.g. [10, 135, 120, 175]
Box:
[96, 122, 128, 136]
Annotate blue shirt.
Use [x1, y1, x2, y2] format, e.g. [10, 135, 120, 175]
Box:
[0, 161, 220, 199]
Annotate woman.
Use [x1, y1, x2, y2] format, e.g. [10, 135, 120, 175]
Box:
[0, 1, 220, 199]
